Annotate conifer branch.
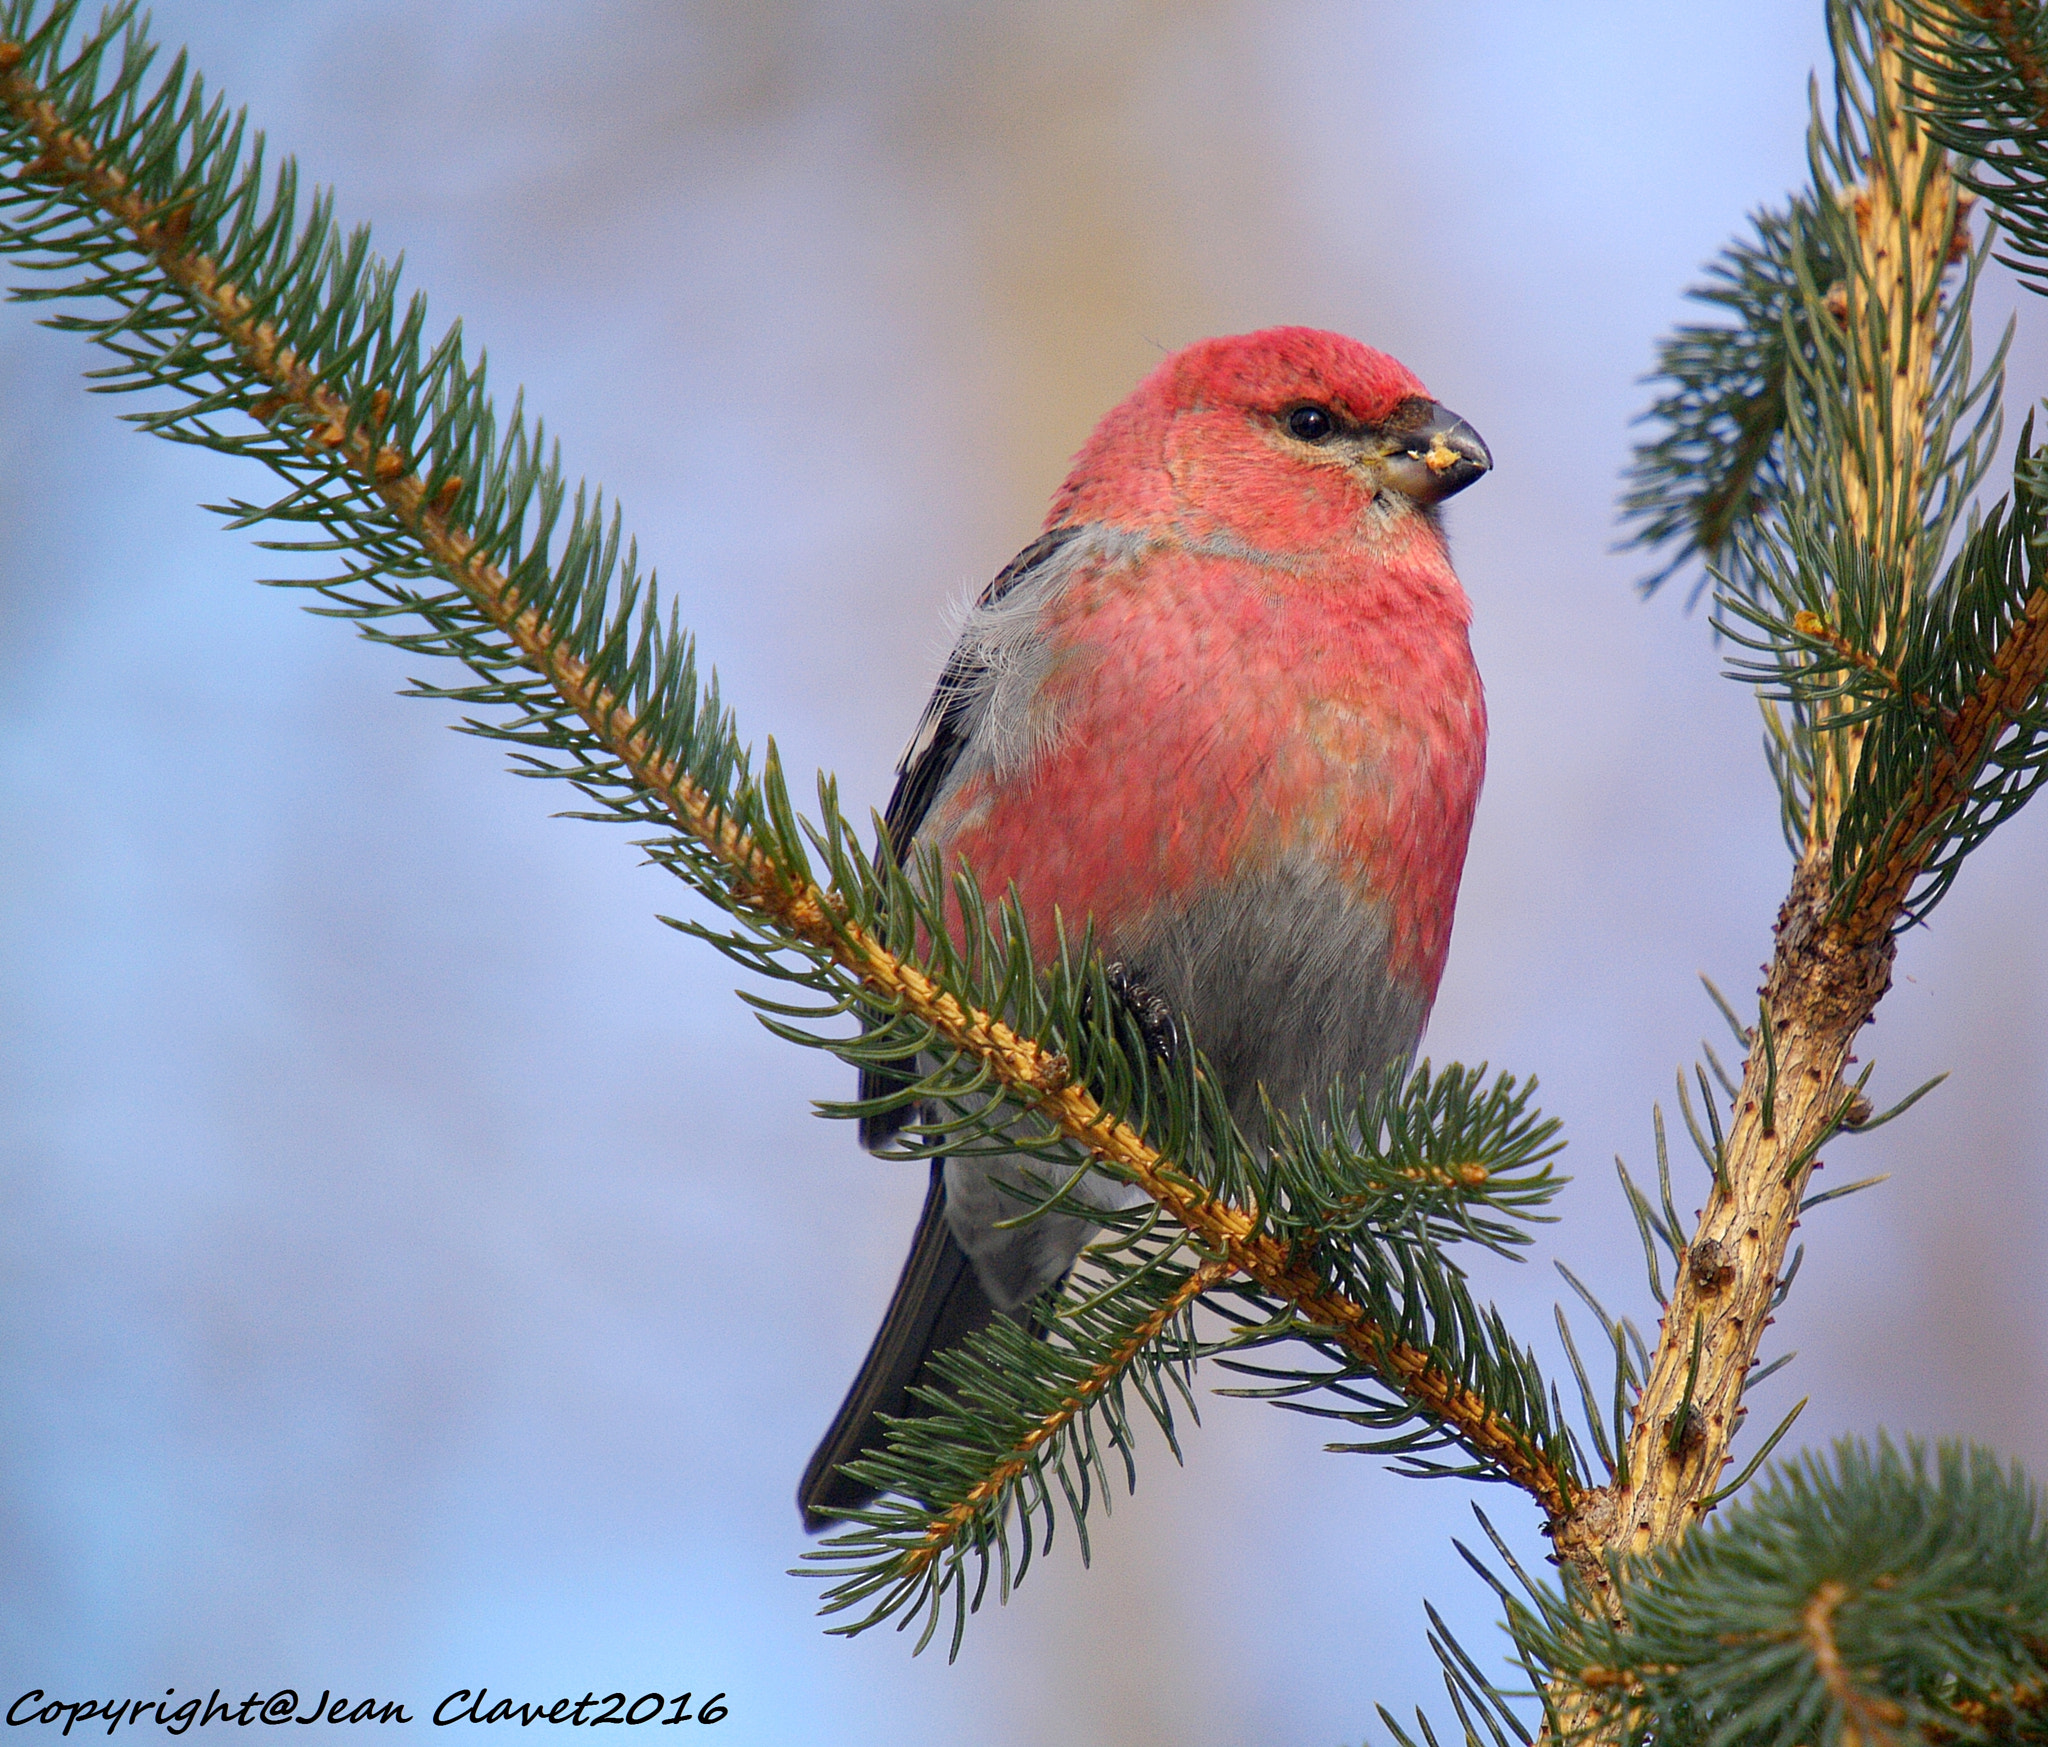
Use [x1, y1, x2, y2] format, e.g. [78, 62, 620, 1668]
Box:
[16, 0, 2042, 1714]
[0, 17, 1076, 1093]
[1560, 0, 2000, 1625]
[1838, 550, 2048, 937]
[0, 0, 1573, 1628]
[1969, 0, 2048, 114]
[892, 1258, 1235, 1586]
[1806, 1579, 1911, 1747]
[1617, 197, 1842, 602]
[1901, 0, 2048, 289]
[1939, 1680, 2048, 1741]
[1791, 607, 1944, 718]
[1535, 6, 2048, 1731]
[1513, 1439, 2048, 1747]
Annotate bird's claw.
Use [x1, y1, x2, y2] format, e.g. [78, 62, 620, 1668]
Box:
[1099, 959, 1182, 1066]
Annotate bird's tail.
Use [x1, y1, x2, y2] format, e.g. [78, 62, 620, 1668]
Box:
[798, 1163, 1000, 1531]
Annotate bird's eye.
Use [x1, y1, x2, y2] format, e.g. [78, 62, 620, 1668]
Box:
[1286, 404, 1336, 442]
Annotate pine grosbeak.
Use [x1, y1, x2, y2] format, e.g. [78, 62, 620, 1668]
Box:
[800, 327, 1489, 1527]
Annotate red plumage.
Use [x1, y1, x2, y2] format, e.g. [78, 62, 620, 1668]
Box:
[943, 325, 1483, 1000]
[800, 326, 1491, 1529]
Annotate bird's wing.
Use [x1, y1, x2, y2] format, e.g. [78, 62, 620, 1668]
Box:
[858, 523, 1083, 1148]
[879, 523, 1083, 856]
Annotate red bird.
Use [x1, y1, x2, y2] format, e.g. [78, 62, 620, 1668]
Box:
[800, 327, 1490, 1528]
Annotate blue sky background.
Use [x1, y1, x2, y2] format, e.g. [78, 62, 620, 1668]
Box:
[3, 5, 2045, 1744]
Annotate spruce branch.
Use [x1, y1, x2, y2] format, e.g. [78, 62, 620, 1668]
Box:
[1619, 196, 1841, 603]
[1805, 1580, 1912, 1747]
[1516, 1439, 2048, 1747]
[0, 0, 1577, 1646]
[804, 1060, 1570, 1650]
[805, 1251, 1233, 1655]
[901, 1258, 1235, 1576]
[1900, 0, 2048, 292]
[0, 11, 1066, 1105]
[1562, 0, 2047, 1633]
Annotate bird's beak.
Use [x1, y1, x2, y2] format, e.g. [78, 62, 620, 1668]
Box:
[1379, 401, 1491, 505]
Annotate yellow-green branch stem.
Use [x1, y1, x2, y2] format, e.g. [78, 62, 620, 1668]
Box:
[0, 32, 1570, 1526]
[897, 1258, 1234, 1578]
[1549, 1, 2048, 1634]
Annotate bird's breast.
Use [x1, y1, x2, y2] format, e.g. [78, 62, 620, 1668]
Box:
[928, 534, 1485, 1007]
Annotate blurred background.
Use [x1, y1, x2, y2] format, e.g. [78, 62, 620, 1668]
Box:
[3, 4, 2044, 1743]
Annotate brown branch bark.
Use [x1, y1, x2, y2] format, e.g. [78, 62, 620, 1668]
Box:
[1547, 0, 2048, 1639]
[0, 33, 1570, 1526]
[1548, 860, 1896, 1624]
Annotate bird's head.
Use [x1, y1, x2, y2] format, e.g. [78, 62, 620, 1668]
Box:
[1048, 326, 1490, 557]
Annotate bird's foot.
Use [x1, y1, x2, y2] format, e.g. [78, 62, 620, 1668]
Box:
[1099, 959, 1182, 1066]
